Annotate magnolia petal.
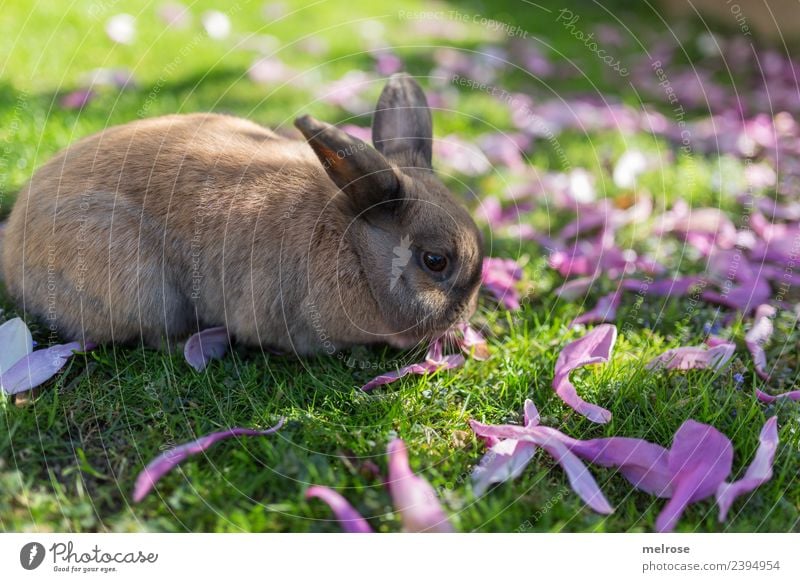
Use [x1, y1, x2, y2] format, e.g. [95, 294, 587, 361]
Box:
[527, 430, 614, 514]
[745, 304, 776, 381]
[184, 327, 229, 372]
[0, 342, 85, 396]
[387, 439, 454, 532]
[646, 343, 735, 372]
[555, 276, 597, 300]
[0, 317, 33, 376]
[755, 388, 800, 403]
[471, 399, 541, 495]
[701, 276, 772, 314]
[361, 340, 464, 391]
[716, 417, 779, 522]
[570, 290, 622, 327]
[552, 325, 617, 424]
[454, 323, 490, 361]
[132, 419, 285, 502]
[472, 438, 537, 496]
[623, 275, 705, 297]
[557, 431, 672, 498]
[306, 485, 373, 533]
[655, 420, 733, 533]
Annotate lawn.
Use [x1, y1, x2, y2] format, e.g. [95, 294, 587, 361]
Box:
[1, 0, 798, 533]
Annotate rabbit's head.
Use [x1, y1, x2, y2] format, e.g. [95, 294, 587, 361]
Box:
[295, 73, 484, 343]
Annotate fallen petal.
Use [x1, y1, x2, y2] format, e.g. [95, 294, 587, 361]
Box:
[0, 317, 33, 376]
[306, 485, 373, 533]
[745, 304, 776, 380]
[570, 290, 622, 327]
[646, 342, 735, 372]
[526, 429, 614, 514]
[184, 327, 229, 372]
[132, 419, 285, 502]
[716, 417, 779, 522]
[0, 342, 86, 396]
[552, 324, 617, 423]
[655, 420, 733, 532]
[387, 439, 454, 532]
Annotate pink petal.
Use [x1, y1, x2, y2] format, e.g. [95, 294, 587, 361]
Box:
[306, 485, 373, 533]
[570, 290, 622, 327]
[0, 317, 33, 375]
[0, 342, 87, 396]
[471, 399, 540, 495]
[555, 276, 597, 300]
[623, 275, 705, 297]
[60, 89, 95, 110]
[552, 324, 617, 424]
[453, 323, 490, 361]
[482, 257, 523, 310]
[184, 327, 229, 372]
[386, 439, 454, 532]
[716, 417, 779, 522]
[646, 342, 736, 372]
[557, 431, 672, 497]
[528, 431, 614, 514]
[472, 438, 537, 496]
[701, 276, 772, 314]
[755, 387, 800, 403]
[132, 419, 285, 502]
[655, 420, 733, 532]
[360, 339, 464, 392]
[745, 304, 776, 380]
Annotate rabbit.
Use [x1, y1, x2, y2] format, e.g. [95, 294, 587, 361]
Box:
[0, 73, 484, 355]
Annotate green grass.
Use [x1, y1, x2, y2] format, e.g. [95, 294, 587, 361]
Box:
[1, 0, 799, 532]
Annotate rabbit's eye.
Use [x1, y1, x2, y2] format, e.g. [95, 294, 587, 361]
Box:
[422, 252, 448, 273]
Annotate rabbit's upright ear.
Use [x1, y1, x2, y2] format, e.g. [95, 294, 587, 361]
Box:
[372, 73, 433, 170]
[295, 115, 401, 213]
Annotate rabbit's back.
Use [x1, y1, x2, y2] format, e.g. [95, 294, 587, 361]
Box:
[1, 113, 329, 347]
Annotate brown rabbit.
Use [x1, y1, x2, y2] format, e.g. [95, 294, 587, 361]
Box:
[1, 73, 483, 355]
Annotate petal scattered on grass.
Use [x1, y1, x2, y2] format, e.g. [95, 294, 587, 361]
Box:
[716, 417, 778, 522]
[184, 327, 230, 372]
[132, 419, 285, 502]
[469, 417, 613, 513]
[570, 289, 622, 327]
[386, 439, 454, 532]
[0, 342, 88, 396]
[60, 89, 96, 110]
[655, 420, 733, 532]
[360, 338, 464, 392]
[745, 304, 776, 380]
[0, 317, 33, 376]
[562, 433, 672, 497]
[482, 257, 522, 310]
[471, 399, 539, 496]
[646, 342, 736, 372]
[306, 486, 373, 533]
[453, 323, 490, 361]
[552, 324, 616, 423]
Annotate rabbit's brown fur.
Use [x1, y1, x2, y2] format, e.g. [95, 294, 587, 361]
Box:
[1, 74, 483, 354]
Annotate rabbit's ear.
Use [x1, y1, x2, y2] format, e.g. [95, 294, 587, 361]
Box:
[295, 115, 401, 213]
[372, 73, 432, 170]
